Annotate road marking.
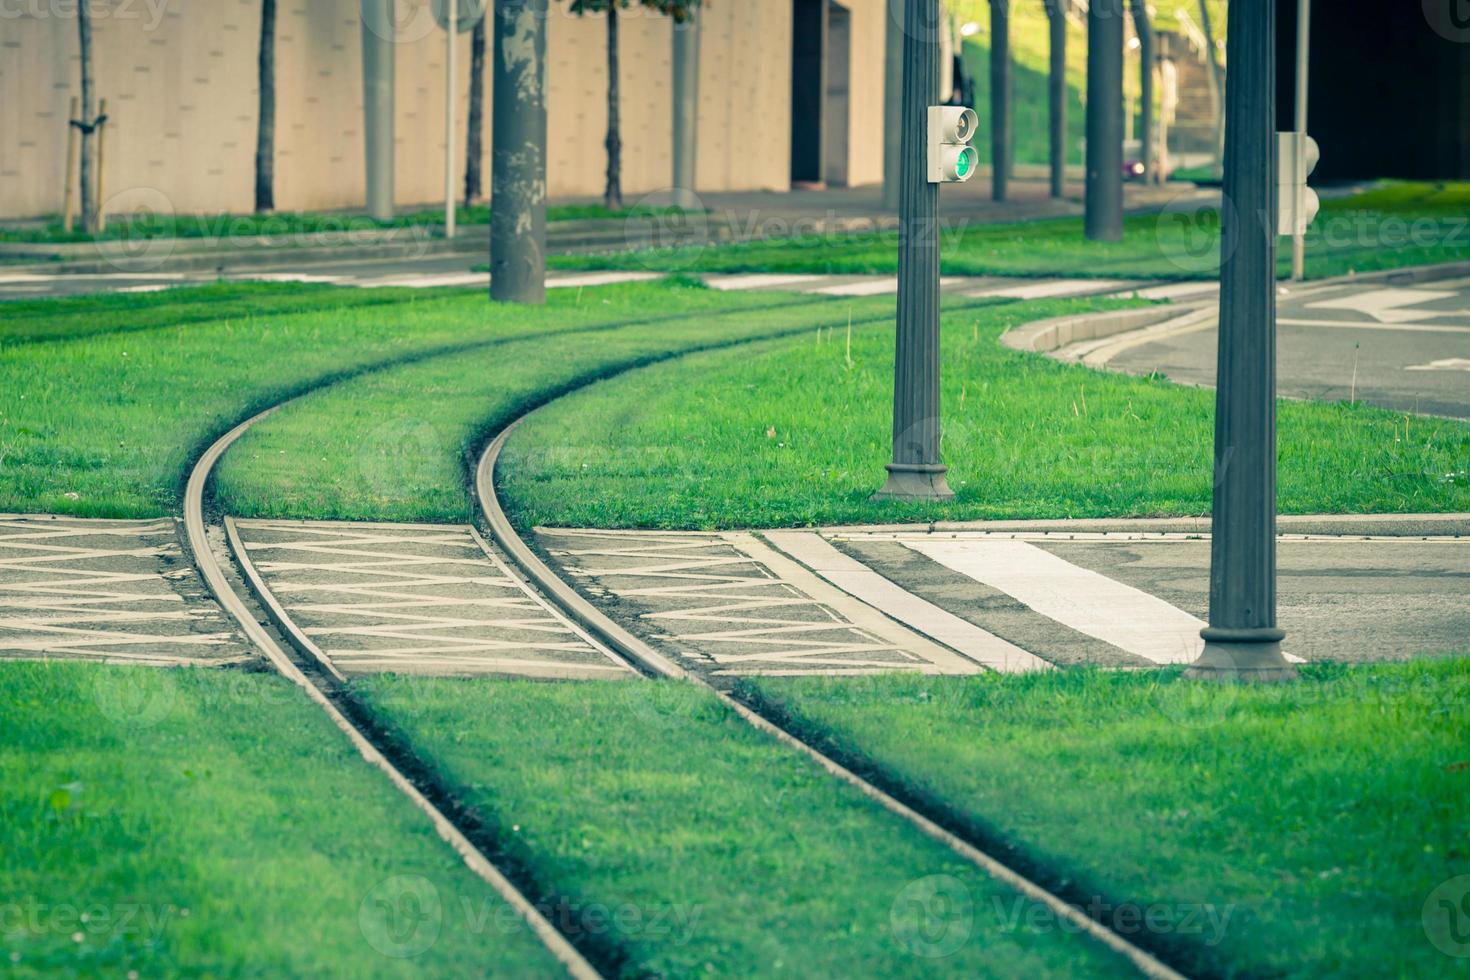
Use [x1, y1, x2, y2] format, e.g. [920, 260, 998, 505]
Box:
[229, 520, 631, 678]
[1278, 317, 1470, 333]
[813, 277, 899, 296]
[1406, 358, 1470, 372]
[703, 273, 825, 291]
[358, 271, 488, 288]
[546, 270, 662, 288]
[763, 532, 1050, 673]
[721, 533, 984, 674]
[1306, 287, 1456, 323]
[899, 538, 1206, 664]
[239, 272, 346, 284]
[966, 278, 1132, 300]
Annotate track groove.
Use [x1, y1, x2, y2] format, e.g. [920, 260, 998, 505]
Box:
[476, 430, 1192, 980]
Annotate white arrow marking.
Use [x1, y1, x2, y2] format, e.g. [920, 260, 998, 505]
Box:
[1306, 288, 1458, 324]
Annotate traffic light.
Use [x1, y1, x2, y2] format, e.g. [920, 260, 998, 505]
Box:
[1277, 131, 1320, 236]
[928, 106, 979, 183]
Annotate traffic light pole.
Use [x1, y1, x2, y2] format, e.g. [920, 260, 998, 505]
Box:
[490, 0, 548, 304]
[1083, 1, 1122, 241]
[1186, 0, 1296, 683]
[876, 0, 952, 501]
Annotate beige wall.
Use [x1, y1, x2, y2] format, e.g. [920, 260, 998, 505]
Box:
[0, 0, 887, 219]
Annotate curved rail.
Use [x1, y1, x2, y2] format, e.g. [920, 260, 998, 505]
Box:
[476, 418, 1191, 980]
[182, 402, 605, 980]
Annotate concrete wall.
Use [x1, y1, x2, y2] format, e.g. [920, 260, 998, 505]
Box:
[0, 0, 888, 219]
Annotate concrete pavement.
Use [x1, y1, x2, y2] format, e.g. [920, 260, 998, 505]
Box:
[1101, 274, 1470, 418]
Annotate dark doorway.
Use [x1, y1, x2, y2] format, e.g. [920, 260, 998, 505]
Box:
[790, 0, 827, 185]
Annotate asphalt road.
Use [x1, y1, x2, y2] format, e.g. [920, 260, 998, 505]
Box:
[1110, 276, 1470, 419]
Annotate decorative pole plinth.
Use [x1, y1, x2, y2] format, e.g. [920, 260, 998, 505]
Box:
[1185, 0, 1297, 684]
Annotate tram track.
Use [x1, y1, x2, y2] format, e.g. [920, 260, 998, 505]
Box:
[178, 290, 1192, 979]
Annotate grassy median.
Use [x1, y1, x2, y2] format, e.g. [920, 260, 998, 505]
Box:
[351, 675, 1134, 977]
[551, 180, 1470, 281]
[0, 661, 565, 978]
[500, 297, 1470, 529]
[0, 278, 829, 518]
[739, 660, 1470, 978]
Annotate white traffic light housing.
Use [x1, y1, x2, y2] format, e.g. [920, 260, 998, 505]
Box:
[1277, 131, 1320, 236]
[928, 106, 979, 183]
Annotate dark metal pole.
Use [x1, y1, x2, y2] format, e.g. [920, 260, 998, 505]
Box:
[361, 0, 395, 222]
[989, 0, 1011, 202]
[1131, 0, 1155, 183]
[490, 0, 548, 304]
[671, 8, 700, 210]
[881, 0, 905, 211]
[1084, 0, 1123, 241]
[1046, 0, 1066, 199]
[876, 0, 952, 501]
[1187, 0, 1296, 683]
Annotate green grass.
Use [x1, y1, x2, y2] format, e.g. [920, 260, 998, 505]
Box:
[549, 181, 1470, 281]
[210, 292, 920, 522]
[500, 297, 1470, 529]
[0, 279, 819, 518]
[0, 661, 564, 978]
[0, 203, 697, 246]
[0, 282, 445, 347]
[740, 661, 1470, 977]
[352, 675, 1133, 977]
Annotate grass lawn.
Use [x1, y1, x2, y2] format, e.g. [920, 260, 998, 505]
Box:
[499, 297, 1470, 530]
[0, 203, 694, 246]
[0, 661, 565, 978]
[210, 291, 911, 522]
[351, 675, 1134, 977]
[739, 660, 1470, 978]
[0, 279, 828, 518]
[549, 181, 1470, 281]
[0, 282, 443, 347]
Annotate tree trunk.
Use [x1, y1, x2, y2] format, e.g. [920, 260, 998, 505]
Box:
[464, 15, 486, 206]
[1198, 0, 1225, 177]
[254, 0, 277, 213]
[490, 0, 548, 303]
[603, 4, 623, 211]
[1131, 0, 1155, 182]
[1046, 0, 1066, 198]
[77, 2, 95, 232]
[989, 0, 1011, 202]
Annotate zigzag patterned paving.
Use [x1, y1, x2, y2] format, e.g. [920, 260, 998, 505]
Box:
[537, 528, 984, 676]
[0, 515, 251, 666]
[228, 519, 633, 679]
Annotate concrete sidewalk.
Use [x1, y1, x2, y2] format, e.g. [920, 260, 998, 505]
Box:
[539, 516, 1470, 677]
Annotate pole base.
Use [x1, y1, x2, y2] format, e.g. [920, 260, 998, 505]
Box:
[872, 463, 954, 502]
[1183, 627, 1298, 683]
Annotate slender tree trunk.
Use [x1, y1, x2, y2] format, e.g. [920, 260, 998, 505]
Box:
[603, 4, 623, 210]
[1131, 0, 1155, 182]
[1198, 0, 1225, 177]
[77, 2, 95, 232]
[464, 15, 486, 206]
[1046, 0, 1066, 198]
[490, 0, 548, 303]
[989, 0, 1011, 201]
[254, 0, 277, 212]
[1084, 0, 1123, 241]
